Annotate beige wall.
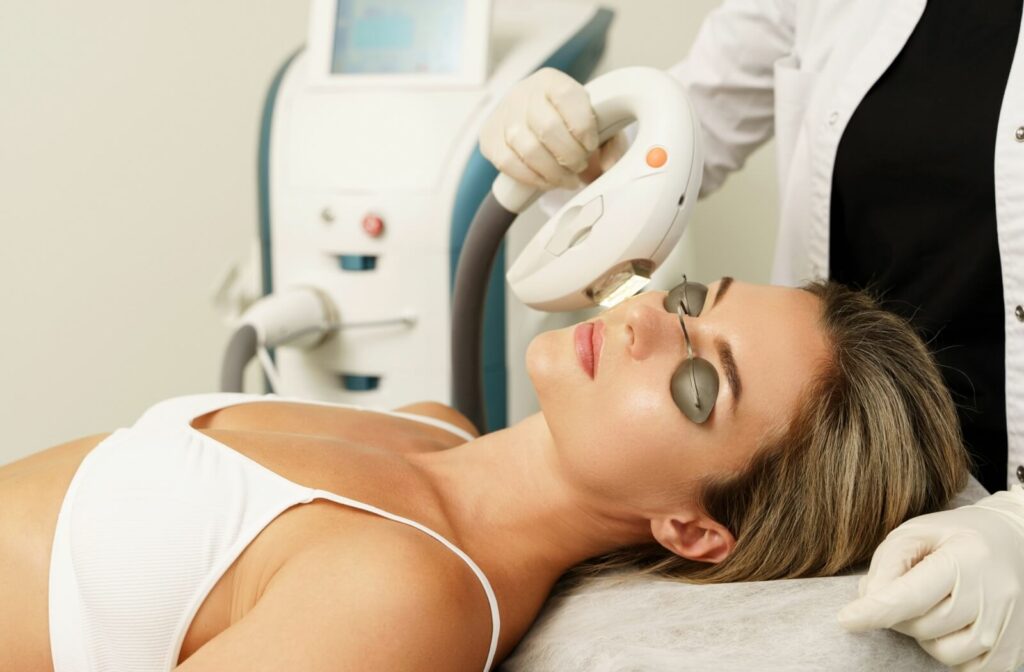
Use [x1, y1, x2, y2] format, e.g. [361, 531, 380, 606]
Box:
[0, 0, 777, 465]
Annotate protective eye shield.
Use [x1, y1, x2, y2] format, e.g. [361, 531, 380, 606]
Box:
[662, 277, 720, 424]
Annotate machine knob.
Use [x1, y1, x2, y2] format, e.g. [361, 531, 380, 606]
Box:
[362, 214, 385, 238]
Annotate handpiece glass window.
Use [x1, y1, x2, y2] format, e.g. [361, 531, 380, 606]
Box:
[331, 0, 465, 75]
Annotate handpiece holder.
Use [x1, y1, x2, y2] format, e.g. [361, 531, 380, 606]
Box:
[500, 66, 703, 312]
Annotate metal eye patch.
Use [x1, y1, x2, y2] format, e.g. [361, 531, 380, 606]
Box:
[663, 276, 720, 424]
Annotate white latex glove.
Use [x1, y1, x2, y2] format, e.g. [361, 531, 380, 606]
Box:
[838, 485, 1024, 671]
[480, 67, 601, 190]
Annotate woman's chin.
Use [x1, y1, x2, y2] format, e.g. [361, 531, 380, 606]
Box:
[524, 331, 561, 394]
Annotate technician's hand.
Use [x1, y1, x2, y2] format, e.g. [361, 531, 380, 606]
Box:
[838, 486, 1024, 671]
[480, 67, 601, 190]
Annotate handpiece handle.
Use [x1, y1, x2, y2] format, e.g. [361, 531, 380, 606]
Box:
[491, 67, 691, 213]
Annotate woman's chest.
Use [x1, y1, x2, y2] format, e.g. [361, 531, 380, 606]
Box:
[178, 427, 453, 663]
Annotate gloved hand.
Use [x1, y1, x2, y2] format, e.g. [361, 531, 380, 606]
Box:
[838, 485, 1024, 671]
[480, 67, 610, 190]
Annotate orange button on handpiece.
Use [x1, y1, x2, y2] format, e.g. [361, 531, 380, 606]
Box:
[646, 146, 668, 168]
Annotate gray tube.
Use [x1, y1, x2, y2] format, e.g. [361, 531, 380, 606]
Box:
[451, 192, 518, 433]
[220, 324, 258, 392]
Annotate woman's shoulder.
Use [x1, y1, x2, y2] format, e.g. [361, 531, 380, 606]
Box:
[296, 517, 494, 666]
[313, 517, 492, 617]
[181, 518, 493, 671]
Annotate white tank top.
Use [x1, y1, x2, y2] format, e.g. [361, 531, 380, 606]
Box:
[48, 393, 500, 671]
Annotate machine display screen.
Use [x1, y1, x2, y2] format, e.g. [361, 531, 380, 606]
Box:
[331, 0, 466, 75]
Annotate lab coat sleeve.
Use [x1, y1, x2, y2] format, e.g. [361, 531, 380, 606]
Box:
[668, 0, 797, 197]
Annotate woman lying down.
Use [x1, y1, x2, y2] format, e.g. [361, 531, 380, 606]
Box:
[0, 277, 968, 671]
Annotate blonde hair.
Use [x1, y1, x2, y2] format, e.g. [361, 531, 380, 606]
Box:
[579, 281, 969, 584]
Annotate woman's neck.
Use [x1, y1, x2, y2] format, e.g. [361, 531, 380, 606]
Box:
[407, 413, 653, 593]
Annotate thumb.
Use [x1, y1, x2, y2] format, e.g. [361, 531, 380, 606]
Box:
[838, 551, 956, 632]
[838, 594, 887, 632]
[597, 132, 629, 173]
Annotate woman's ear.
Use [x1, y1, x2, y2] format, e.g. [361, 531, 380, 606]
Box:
[650, 513, 736, 564]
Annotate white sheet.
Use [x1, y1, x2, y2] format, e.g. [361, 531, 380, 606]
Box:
[501, 477, 991, 671]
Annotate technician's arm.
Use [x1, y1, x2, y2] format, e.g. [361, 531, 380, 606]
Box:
[839, 487, 1024, 671]
[480, 1, 795, 195]
[667, 0, 796, 196]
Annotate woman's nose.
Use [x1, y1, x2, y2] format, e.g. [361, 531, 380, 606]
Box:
[623, 297, 683, 361]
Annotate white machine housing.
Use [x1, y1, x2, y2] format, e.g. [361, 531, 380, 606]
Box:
[263, 0, 616, 422]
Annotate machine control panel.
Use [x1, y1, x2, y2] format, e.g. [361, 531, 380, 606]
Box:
[307, 0, 492, 88]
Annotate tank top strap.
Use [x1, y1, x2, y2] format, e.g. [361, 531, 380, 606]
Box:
[132, 393, 260, 433]
[307, 488, 501, 672]
[133, 393, 476, 443]
[266, 394, 476, 442]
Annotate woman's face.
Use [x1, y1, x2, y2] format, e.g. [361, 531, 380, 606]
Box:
[526, 278, 830, 515]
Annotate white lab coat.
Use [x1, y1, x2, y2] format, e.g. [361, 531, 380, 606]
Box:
[668, 0, 1024, 489]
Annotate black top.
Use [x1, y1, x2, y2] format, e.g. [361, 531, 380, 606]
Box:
[830, 0, 1023, 493]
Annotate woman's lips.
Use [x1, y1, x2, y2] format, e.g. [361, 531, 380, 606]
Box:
[575, 323, 595, 378]
[574, 321, 604, 379]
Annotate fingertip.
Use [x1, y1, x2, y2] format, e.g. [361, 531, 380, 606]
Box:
[554, 165, 581, 189]
[837, 601, 879, 632]
[562, 175, 583, 190]
[837, 604, 861, 629]
[598, 149, 622, 173]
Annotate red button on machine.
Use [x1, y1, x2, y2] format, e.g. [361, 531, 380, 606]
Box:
[362, 214, 385, 238]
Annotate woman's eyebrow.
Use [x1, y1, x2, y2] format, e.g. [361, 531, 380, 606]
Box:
[710, 276, 734, 309]
[709, 276, 740, 406]
[716, 337, 742, 405]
